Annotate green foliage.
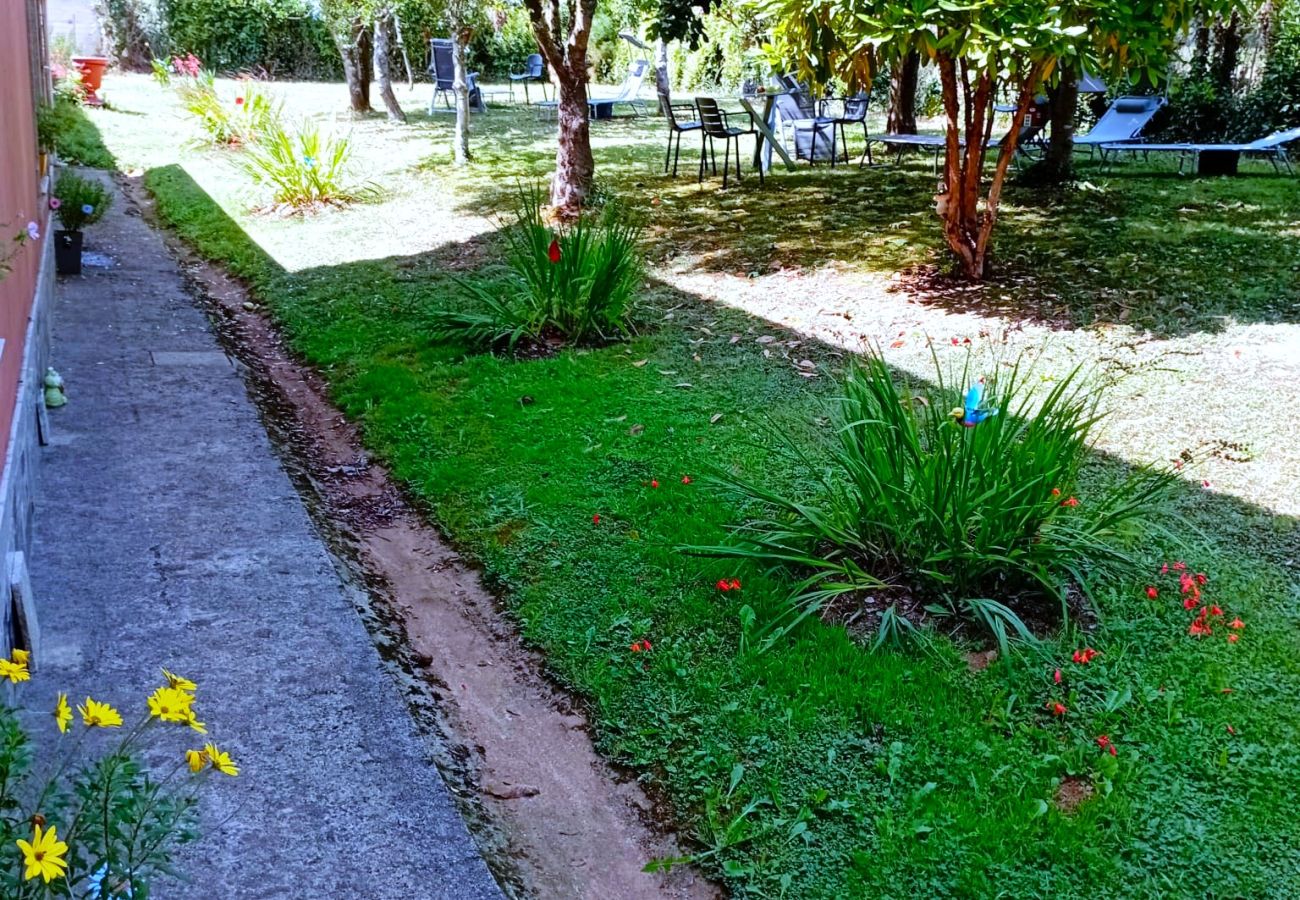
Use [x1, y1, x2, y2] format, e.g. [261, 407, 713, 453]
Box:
[467, 5, 542, 78]
[37, 101, 116, 168]
[237, 119, 373, 210]
[53, 172, 114, 232]
[173, 73, 280, 147]
[1236, 0, 1300, 137]
[431, 186, 644, 348]
[700, 353, 1181, 648]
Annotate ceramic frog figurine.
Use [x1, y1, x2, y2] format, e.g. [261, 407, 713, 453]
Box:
[43, 367, 66, 408]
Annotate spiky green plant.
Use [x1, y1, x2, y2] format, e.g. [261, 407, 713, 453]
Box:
[237, 119, 375, 210]
[174, 74, 279, 147]
[697, 351, 1182, 652]
[430, 185, 644, 348]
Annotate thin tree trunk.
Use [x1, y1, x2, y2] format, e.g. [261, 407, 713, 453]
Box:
[392, 10, 415, 89]
[452, 32, 472, 165]
[359, 23, 373, 100]
[1212, 11, 1242, 94]
[654, 38, 671, 113]
[374, 10, 406, 122]
[552, 69, 593, 210]
[887, 52, 919, 134]
[336, 18, 372, 114]
[1041, 68, 1078, 182]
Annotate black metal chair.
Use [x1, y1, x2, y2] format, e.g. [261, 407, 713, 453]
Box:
[660, 90, 701, 176]
[694, 97, 763, 189]
[830, 91, 873, 167]
[509, 53, 548, 105]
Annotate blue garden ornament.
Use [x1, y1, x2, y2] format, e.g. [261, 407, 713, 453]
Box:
[950, 379, 999, 428]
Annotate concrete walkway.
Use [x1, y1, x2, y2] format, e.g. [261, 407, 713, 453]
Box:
[28, 173, 504, 899]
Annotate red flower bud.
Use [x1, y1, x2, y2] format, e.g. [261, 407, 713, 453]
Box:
[547, 237, 561, 264]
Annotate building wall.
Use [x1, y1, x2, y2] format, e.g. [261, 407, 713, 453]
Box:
[1, 0, 46, 451]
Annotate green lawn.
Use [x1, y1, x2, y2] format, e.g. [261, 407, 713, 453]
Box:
[84, 74, 1300, 897]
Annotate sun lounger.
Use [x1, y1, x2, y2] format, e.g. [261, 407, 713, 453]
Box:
[1100, 126, 1300, 175]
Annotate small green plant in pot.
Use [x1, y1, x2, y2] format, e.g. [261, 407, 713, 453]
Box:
[430, 184, 644, 350]
[50, 172, 112, 275]
[696, 351, 1182, 654]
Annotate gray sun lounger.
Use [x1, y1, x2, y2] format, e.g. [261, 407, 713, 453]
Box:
[1100, 126, 1300, 175]
[1073, 95, 1165, 153]
[534, 60, 649, 121]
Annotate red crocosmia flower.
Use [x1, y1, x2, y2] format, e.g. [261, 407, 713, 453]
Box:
[1053, 668, 1062, 684]
[1184, 597, 1200, 610]
[547, 237, 562, 264]
[1189, 619, 1211, 637]
[951, 337, 960, 346]
[1072, 647, 1098, 665]
[1146, 586, 1159, 599]
[1160, 563, 1169, 575]
[728, 579, 741, 591]
[235, 96, 244, 105]
[650, 479, 659, 489]
[681, 475, 692, 484]
[1045, 701, 1067, 716]
[1229, 618, 1244, 630]
[1051, 488, 1061, 497]
[630, 641, 642, 652]
[1173, 562, 1186, 572]
[716, 579, 731, 592]
[1095, 735, 1117, 755]
[1209, 605, 1223, 617]
[1227, 633, 1240, 643]
[1202, 480, 1211, 488]
[1196, 573, 1208, 585]
[1060, 496, 1079, 508]
[592, 514, 601, 524]
[642, 639, 652, 651]
[1226, 724, 1236, 735]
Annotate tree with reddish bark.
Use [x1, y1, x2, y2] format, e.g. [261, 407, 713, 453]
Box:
[767, 0, 1236, 280]
[522, 0, 599, 214]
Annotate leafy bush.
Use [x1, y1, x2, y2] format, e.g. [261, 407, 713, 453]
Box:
[0, 649, 236, 896]
[431, 186, 644, 349]
[237, 119, 373, 210]
[701, 353, 1181, 650]
[52, 172, 113, 232]
[36, 101, 116, 168]
[468, 5, 545, 79]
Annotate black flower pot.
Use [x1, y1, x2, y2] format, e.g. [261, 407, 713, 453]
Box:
[54, 230, 83, 275]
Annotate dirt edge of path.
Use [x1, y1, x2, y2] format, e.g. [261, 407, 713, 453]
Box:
[121, 176, 718, 900]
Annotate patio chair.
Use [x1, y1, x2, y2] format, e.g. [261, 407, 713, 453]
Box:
[1100, 125, 1300, 175]
[829, 91, 873, 167]
[588, 60, 650, 119]
[1073, 95, 1165, 154]
[509, 53, 548, 105]
[773, 91, 837, 164]
[659, 88, 701, 177]
[695, 97, 763, 189]
[428, 38, 484, 113]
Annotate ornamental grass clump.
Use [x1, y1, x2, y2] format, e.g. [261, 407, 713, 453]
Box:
[237, 119, 374, 211]
[702, 352, 1181, 651]
[0, 649, 236, 896]
[430, 185, 644, 349]
[158, 55, 280, 148]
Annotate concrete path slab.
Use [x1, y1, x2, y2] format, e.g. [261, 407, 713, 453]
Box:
[27, 173, 505, 900]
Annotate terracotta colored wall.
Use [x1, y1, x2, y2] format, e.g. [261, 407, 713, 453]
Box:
[0, 0, 45, 457]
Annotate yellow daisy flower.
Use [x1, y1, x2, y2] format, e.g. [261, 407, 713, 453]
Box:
[53, 693, 72, 734]
[16, 822, 68, 883]
[185, 749, 207, 773]
[184, 708, 207, 734]
[161, 668, 197, 692]
[0, 658, 30, 684]
[11, 648, 30, 665]
[146, 686, 194, 723]
[78, 698, 123, 728]
[203, 742, 239, 777]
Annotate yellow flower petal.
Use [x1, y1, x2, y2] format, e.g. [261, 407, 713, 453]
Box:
[54, 693, 72, 735]
[77, 698, 123, 728]
[185, 749, 207, 773]
[161, 667, 197, 692]
[203, 742, 239, 777]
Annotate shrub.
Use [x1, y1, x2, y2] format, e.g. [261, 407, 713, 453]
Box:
[0, 648, 236, 896]
[237, 119, 373, 210]
[430, 186, 644, 349]
[52, 172, 113, 232]
[699, 353, 1181, 651]
[172, 69, 280, 147]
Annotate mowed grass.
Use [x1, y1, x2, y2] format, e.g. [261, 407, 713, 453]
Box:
[87, 75, 1300, 897]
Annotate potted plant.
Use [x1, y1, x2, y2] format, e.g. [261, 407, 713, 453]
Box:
[71, 55, 109, 105]
[51, 171, 111, 275]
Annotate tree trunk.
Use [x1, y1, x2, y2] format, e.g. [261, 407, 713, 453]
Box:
[654, 38, 671, 113]
[887, 52, 920, 134]
[524, 0, 597, 215]
[1040, 69, 1078, 182]
[552, 71, 594, 211]
[359, 22, 373, 99]
[1212, 11, 1242, 94]
[373, 10, 406, 123]
[452, 33, 472, 165]
[337, 18, 372, 114]
[935, 54, 1038, 280]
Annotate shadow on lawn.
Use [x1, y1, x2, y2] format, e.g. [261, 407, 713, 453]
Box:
[398, 104, 1300, 338]
[143, 160, 1300, 585]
